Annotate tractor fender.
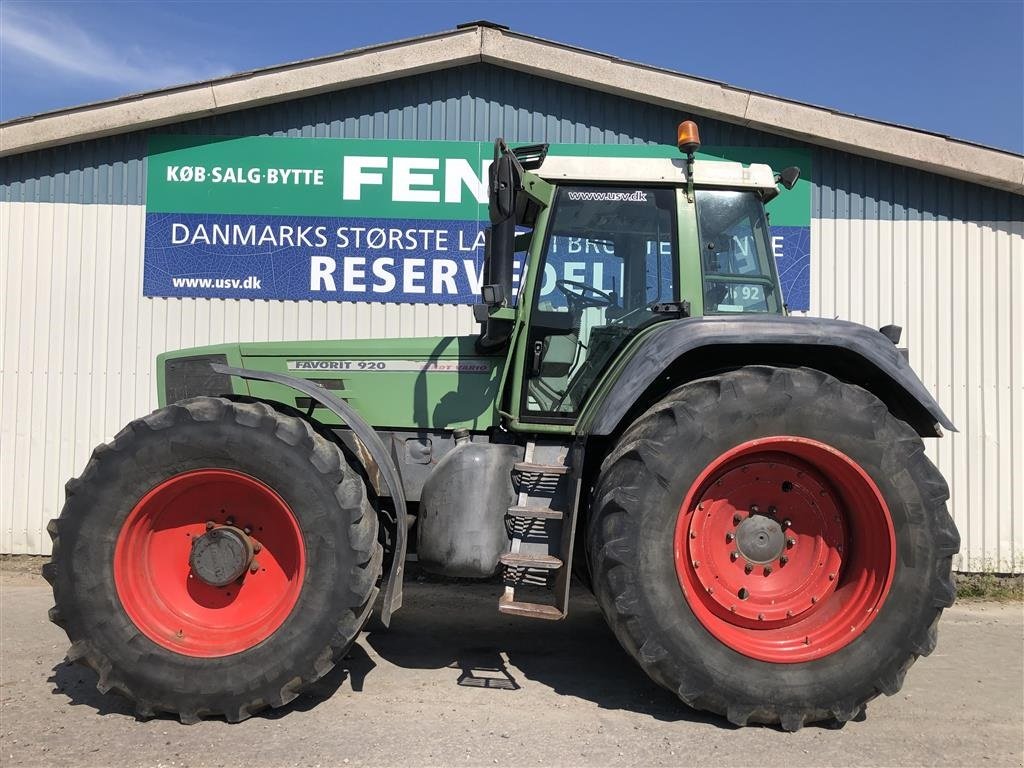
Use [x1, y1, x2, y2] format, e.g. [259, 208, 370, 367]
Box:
[580, 315, 955, 439]
[212, 364, 407, 626]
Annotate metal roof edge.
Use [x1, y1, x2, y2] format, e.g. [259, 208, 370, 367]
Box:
[0, 26, 483, 157]
[479, 28, 1024, 195]
[1, 22, 1021, 194]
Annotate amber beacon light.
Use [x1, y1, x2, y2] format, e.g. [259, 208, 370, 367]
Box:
[677, 121, 701, 155]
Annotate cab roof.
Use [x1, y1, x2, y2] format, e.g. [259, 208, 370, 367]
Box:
[535, 156, 778, 190]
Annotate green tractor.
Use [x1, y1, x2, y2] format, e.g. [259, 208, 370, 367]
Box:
[45, 122, 959, 730]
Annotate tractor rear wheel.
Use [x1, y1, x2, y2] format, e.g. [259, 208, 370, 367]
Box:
[44, 397, 382, 723]
[587, 366, 959, 730]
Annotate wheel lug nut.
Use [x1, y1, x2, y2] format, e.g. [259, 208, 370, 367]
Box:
[689, 530, 697, 539]
[786, 610, 794, 618]
[786, 537, 796, 548]
[783, 519, 792, 528]
[726, 532, 735, 543]
[252, 541, 262, 553]
[811, 596, 818, 604]
[767, 506, 777, 517]
[730, 550, 740, 561]
[249, 560, 260, 574]
[757, 613, 765, 621]
[763, 566, 773, 576]
[732, 513, 742, 525]
[780, 555, 788, 566]
[692, 560, 700, 569]
[749, 504, 760, 514]
[744, 563, 753, 574]
[243, 527, 251, 535]
[206, 521, 215, 530]
[828, 573, 836, 581]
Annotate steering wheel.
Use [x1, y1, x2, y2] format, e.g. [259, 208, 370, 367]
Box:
[555, 279, 616, 311]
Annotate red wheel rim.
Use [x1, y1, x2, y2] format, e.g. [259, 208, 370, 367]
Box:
[114, 469, 305, 657]
[674, 437, 895, 663]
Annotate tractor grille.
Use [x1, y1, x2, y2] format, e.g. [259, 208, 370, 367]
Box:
[164, 354, 231, 404]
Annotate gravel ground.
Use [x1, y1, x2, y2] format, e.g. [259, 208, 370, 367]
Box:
[1, 563, 1022, 768]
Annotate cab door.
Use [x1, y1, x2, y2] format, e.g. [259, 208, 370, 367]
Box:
[508, 185, 680, 427]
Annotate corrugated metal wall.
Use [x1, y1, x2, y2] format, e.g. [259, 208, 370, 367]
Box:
[813, 158, 1024, 573]
[2, 64, 1022, 570]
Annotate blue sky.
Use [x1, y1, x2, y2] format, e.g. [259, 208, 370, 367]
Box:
[1, 1, 1022, 153]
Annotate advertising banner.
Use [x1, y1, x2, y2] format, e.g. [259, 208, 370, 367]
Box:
[144, 136, 812, 309]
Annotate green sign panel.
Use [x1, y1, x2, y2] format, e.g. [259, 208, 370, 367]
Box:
[144, 136, 811, 308]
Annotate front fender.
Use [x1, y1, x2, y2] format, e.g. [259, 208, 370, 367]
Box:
[213, 364, 407, 626]
[580, 315, 955, 438]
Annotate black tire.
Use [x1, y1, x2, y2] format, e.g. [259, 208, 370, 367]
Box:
[587, 366, 959, 731]
[43, 397, 382, 723]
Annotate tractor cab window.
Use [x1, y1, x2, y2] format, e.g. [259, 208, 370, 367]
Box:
[696, 190, 782, 314]
[524, 186, 677, 416]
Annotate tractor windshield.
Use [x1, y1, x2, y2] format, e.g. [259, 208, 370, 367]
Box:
[695, 190, 782, 314]
[523, 185, 677, 416]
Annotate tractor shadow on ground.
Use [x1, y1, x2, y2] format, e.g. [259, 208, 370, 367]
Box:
[363, 576, 865, 731]
[50, 661, 137, 718]
[48, 642, 377, 723]
[363, 576, 724, 727]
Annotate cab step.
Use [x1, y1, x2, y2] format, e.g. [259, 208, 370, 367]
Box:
[498, 592, 564, 620]
[499, 552, 562, 570]
[506, 505, 564, 520]
[513, 461, 569, 476]
[499, 440, 581, 621]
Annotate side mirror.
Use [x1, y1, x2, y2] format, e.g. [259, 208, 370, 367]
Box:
[489, 149, 517, 221]
[483, 140, 521, 309]
[776, 166, 801, 190]
[478, 140, 521, 350]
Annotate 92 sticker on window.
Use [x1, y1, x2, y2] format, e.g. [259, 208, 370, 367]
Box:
[711, 283, 766, 312]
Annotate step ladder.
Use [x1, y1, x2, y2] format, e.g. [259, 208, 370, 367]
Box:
[498, 440, 579, 620]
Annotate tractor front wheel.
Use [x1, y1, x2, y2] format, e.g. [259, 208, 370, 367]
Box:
[44, 397, 382, 723]
[587, 366, 959, 730]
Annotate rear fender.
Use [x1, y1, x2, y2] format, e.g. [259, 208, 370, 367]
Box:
[580, 316, 955, 439]
[213, 364, 407, 626]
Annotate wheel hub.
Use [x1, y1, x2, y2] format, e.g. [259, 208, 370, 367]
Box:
[685, 457, 845, 625]
[735, 514, 785, 564]
[674, 437, 896, 663]
[189, 525, 254, 586]
[114, 469, 305, 657]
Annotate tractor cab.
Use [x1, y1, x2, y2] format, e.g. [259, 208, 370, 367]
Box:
[478, 122, 794, 422]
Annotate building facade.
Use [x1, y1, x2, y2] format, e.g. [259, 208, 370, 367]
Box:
[2, 24, 1022, 570]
